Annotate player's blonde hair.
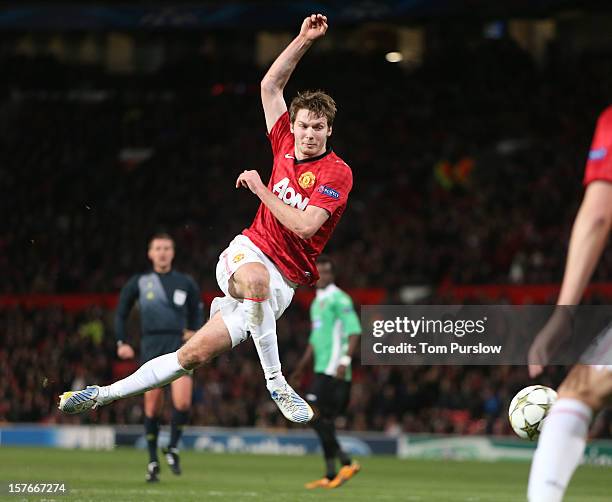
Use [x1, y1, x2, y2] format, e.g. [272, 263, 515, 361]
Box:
[289, 90, 337, 128]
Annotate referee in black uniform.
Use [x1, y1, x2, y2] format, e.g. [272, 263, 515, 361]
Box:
[115, 232, 203, 482]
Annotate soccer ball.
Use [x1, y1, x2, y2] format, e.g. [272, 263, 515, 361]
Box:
[508, 385, 557, 440]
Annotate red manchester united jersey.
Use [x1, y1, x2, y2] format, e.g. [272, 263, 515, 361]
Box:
[243, 112, 353, 285]
[584, 106, 612, 185]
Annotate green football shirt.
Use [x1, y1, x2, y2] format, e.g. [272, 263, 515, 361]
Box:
[309, 284, 361, 381]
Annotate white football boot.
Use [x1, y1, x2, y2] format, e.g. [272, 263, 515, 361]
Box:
[58, 385, 109, 414]
[269, 381, 315, 423]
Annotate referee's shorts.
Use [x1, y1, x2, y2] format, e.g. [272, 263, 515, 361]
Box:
[305, 373, 351, 419]
[140, 334, 184, 364]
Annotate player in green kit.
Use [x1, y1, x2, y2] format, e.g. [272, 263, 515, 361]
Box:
[291, 255, 362, 489]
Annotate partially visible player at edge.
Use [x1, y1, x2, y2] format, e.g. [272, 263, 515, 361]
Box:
[59, 13, 354, 425]
[291, 255, 362, 489]
[527, 106, 612, 502]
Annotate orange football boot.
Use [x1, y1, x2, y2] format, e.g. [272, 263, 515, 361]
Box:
[305, 477, 331, 489]
[327, 461, 361, 488]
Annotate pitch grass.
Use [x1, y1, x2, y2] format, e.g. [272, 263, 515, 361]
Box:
[0, 447, 610, 501]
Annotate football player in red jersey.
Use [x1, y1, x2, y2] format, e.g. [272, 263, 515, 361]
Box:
[527, 107, 612, 501]
[59, 14, 353, 425]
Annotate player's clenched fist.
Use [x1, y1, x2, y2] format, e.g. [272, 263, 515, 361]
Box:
[299, 13, 328, 41]
[527, 306, 575, 377]
[236, 169, 265, 195]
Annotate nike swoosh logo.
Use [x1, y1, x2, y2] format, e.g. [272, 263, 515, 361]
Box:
[285, 153, 295, 159]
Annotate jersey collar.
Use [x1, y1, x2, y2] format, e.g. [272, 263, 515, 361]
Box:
[151, 268, 172, 276]
[295, 147, 333, 165]
[316, 283, 338, 299]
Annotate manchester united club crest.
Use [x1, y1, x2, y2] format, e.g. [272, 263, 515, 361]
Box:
[298, 171, 316, 189]
[233, 253, 245, 263]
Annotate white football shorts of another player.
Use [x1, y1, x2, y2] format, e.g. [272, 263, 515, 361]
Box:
[579, 320, 612, 372]
[211, 234, 297, 347]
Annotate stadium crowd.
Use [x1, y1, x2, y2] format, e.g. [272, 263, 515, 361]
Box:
[1, 304, 611, 438]
[3, 38, 612, 294]
[2, 36, 612, 436]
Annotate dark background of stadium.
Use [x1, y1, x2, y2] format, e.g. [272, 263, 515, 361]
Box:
[1, 1, 611, 438]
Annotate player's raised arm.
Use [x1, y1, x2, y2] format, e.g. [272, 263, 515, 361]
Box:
[261, 13, 328, 132]
[556, 181, 612, 305]
[528, 180, 612, 376]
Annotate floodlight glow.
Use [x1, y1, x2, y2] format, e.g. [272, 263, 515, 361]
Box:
[385, 51, 403, 63]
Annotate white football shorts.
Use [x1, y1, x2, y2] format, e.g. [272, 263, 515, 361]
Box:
[210, 234, 297, 347]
